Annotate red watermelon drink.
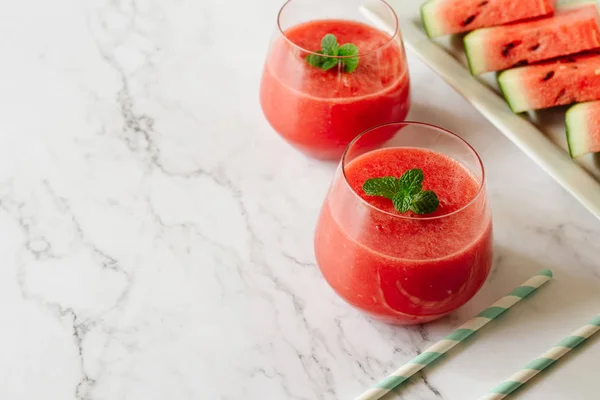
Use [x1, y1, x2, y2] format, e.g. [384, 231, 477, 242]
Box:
[314, 123, 493, 325]
[260, 0, 410, 160]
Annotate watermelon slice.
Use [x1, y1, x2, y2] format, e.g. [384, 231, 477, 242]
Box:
[498, 52, 600, 113]
[464, 4, 600, 75]
[567, 101, 600, 158]
[421, 0, 555, 38]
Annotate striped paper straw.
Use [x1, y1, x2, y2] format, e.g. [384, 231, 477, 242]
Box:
[480, 313, 600, 400]
[356, 269, 553, 400]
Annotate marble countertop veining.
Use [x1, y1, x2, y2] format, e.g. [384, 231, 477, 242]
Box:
[1, 0, 599, 399]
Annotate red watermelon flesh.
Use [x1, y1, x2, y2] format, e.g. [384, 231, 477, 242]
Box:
[421, 0, 555, 38]
[567, 101, 600, 158]
[464, 4, 600, 74]
[498, 52, 600, 113]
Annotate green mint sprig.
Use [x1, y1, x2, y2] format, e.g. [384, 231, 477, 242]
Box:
[362, 169, 440, 215]
[305, 34, 359, 73]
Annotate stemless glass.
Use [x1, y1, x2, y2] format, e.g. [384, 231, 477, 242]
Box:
[259, 0, 410, 160]
[314, 122, 493, 325]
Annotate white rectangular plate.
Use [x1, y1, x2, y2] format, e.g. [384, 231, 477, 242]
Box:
[362, 1, 600, 221]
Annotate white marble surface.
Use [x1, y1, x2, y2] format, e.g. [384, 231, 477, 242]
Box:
[0, 0, 599, 399]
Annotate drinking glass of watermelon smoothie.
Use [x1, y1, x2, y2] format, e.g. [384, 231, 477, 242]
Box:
[260, 0, 411, 160]
[314, 122, 493, 325]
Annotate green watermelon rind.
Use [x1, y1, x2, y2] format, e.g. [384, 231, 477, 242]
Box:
[463, 30, 488, 75]
[497, 68, 530, 113]
[566, 103, 589, 158]
[496, 74, 516, 113]
[420, 0, 443, 38]
[464, 35, 477, 76]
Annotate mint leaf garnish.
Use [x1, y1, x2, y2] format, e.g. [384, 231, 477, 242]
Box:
[321, 57, 339, 71]
[305, 34, 360, 73]
[338, 43, 359, 73]
[362, 169, 440, 215]
[392, 191, 413, 214]
[363, 176, 402, 199]
[321, 34, 339, 56]
[398, 168, 423, 195]
[306, 51, 325, 68]
[410, 190, 439, 215]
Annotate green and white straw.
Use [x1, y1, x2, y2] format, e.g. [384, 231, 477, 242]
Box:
[356, 269, 553, 400]
[480, 313, 600, 400]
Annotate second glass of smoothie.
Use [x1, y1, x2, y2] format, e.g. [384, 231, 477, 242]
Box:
[314, 122, 493, 325]
[260, 0, 410, 160]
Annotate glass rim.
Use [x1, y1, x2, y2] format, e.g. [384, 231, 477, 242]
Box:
[340, 121, 487, 221]
[276, 0, 400, 59]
